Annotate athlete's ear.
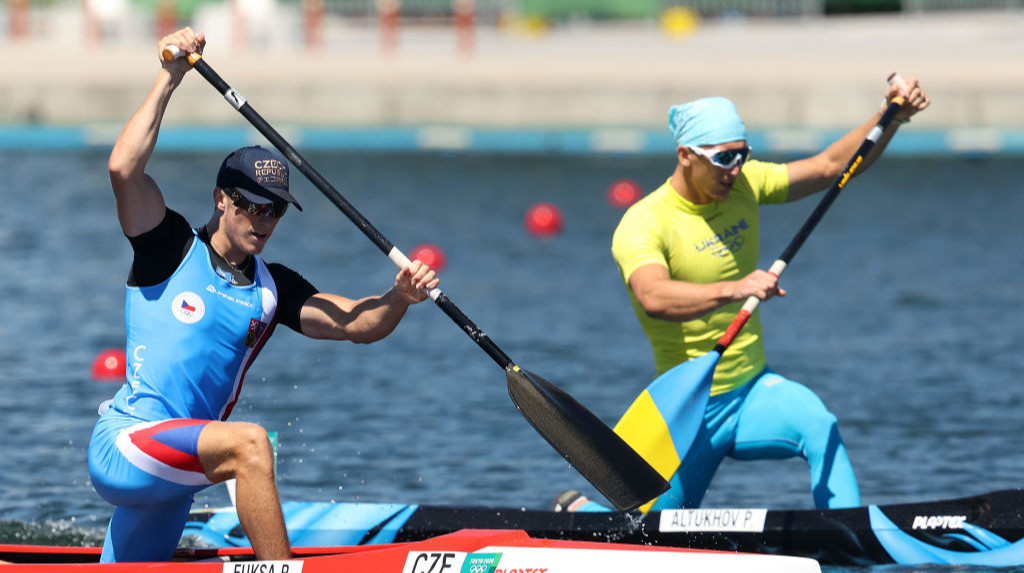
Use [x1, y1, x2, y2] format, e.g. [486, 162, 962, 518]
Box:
[213, 187, 228, 212]
[677, 145, 694, 167]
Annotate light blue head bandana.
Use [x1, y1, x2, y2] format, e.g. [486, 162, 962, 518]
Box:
[668, 97, 747, 148]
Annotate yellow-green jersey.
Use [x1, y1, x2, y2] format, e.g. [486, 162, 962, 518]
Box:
[611, 160, 790, 396]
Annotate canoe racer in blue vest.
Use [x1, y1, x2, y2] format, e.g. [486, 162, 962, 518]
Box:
[88, 27, 439, 563]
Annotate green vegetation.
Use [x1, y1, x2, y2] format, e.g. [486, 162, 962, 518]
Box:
[522, 0, 661, 20]
[128, 0, 215, 19]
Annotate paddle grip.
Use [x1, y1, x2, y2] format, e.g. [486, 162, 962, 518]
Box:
[386, 247, 443, 302]
[716, 259, 787, 349]
[162, 44, 204, 68]
[717, 309, 751, 350]
[162, 45, 182, 61]
[888, 72, 907, 91]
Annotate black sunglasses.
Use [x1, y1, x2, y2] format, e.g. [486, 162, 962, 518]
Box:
[223, 188, 288, 219]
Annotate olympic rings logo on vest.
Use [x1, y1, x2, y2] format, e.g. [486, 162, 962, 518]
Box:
[171, 291, 206, 324]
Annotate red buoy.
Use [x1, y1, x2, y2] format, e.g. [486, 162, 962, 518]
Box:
[91, 348, 126, 381]
[410, 243, 447, 273]
[525, 202, 563, 237]
[607, 179, 643, 209]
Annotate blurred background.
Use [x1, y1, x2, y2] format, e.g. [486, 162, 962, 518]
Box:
[2, 0, 1022, 154]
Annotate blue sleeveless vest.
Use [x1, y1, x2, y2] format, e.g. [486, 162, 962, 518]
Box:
[109, 232, 278, 421]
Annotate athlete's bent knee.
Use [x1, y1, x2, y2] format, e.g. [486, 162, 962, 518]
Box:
[231, 423, 273, 468]
[200, 422, 274, 482]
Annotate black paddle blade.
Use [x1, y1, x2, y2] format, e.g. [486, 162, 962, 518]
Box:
[506, 367, 670, 511]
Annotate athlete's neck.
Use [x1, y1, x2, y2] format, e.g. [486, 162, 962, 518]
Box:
[671, 163, 726, 205]
[670, 169, 703, 205]
[201, 221, 249, 268]
[198, 225, 253, 286]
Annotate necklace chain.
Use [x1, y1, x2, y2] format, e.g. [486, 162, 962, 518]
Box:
[200, 225, 251, 279]
[205, 232, 250, 275]
[213, 245, 250, 274]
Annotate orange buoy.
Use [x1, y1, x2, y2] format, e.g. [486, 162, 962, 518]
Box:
[607, 179, 643, 209]
[91, 348, 126, 381]
[525, 202, 563, 237]
[410, 243, 447, 273]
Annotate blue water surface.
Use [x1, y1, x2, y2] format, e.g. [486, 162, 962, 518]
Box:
[1, 150, 1022, 572]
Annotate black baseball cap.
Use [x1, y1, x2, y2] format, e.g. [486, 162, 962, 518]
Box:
[216, 146, 303, 211]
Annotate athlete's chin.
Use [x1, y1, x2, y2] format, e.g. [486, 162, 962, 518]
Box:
[233, 241, 264, 257]
[714, 183, 736, 200]
[248, 233, 272, 254]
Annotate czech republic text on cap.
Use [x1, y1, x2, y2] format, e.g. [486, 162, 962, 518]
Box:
[216, 145, 303, 211]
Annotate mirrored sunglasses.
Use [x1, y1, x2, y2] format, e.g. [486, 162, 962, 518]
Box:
[224, 188, 288, 218]
[689, 145, 752, 169]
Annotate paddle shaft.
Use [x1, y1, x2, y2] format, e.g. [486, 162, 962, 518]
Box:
[715, 93, 907, 352]
[175, 52, 514, 372]
[168, 48, 671, 510]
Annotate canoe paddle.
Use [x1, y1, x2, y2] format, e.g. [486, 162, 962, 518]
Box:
[614, 75, 909, 512]
[163, 47, 669, 511]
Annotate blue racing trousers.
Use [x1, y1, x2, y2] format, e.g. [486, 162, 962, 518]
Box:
[88, 411, 214, 562]
[585, 368, 860, 511]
